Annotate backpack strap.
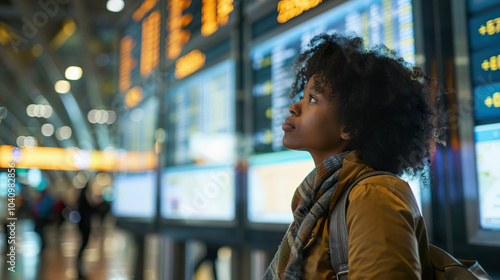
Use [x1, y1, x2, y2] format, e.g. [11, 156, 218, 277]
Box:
[329, 171, 396, 279]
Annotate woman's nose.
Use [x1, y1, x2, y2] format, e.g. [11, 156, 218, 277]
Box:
[289, 101, 301, 116]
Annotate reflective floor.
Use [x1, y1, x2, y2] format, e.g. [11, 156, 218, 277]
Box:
[0, 218, 138, 280]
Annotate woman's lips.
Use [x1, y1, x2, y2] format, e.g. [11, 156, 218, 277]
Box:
[282, 119, 296, 131]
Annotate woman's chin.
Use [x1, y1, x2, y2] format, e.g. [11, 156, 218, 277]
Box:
[282, 138, 299, 150]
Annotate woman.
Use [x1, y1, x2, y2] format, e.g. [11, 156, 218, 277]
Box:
[263, 34, 445, 279]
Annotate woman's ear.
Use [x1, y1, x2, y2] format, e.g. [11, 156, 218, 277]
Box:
[340, 127, 351, 141]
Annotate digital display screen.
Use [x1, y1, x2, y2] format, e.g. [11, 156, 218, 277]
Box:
[470, 45, 500, 86]
[468, 0, 500, 13]
[468, 8, 500, 51]
[161, 165, 235, 221]
[467, 0, 500, 234]
[247, 151, 315, 224]
[473, 83, 500, 122]
[165, 60, 235, 166]
[474, 123, 500, 230]
[119, 7, 160, 92]
[250, 0, 415, 153]
[119, 96, 158, 152]
[164, 0, 234, 60]
[111, 171, 157, 218]
[468, 6, 500, 123]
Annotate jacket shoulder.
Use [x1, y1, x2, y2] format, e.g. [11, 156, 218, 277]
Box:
[349, 174, 421, 218]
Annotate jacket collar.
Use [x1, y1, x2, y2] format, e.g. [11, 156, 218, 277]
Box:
[328, 151, 374, 211]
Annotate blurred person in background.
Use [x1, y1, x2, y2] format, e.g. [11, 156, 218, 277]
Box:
[32, 189, 54, 251]
[53, 196, 66, 228]
[77, 180, 103, 279]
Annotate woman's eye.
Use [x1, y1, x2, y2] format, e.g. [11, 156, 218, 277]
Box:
[309, 95, 317, 103]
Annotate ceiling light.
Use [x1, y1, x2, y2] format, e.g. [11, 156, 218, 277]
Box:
[88, 109, 116, 124]
[24, 136, 38, 148]
[94, 110, 102, 123]
[106, 0, 125, 12]
[88, 109, 97, 124]
[27, 104, 52, 118]
[37, 105, 46, 117]
[42, 105, 53, 118]
[56, 126, 72, 140]
[16, 136, 25, 147]
[41, 123, 55, 137]
[106, 111, 116, 124]
[26, 104, 35, 117]
[65, 66, 82, 80]
[55, 80, 70, 94]
[99, 111, 109, 124]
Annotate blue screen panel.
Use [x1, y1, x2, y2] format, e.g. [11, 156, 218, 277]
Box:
[474, 83, 500, 121]
[474, 123, 500, 230]
[165, 60, 236, 166]
[111, 171, 157, 218]
[161, 164, 235, 221]
[468, 0, 500, 14]
[471, 46, 500, 86]
[469, 8, 500, 51]
[247, 151, 314, 224]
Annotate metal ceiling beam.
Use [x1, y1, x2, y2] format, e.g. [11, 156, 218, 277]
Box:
[72, 0, 112, 149]
[13, 0, 98, 150]
[0, 118, 20, 145]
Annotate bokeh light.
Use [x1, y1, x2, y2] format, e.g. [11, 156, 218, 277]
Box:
[106, 0, 124, 12]
[69, 211, 81, 223]
[41, 123, 54, 137]
[65, 66, 83, 80]
[56, 126, 72, 140]
[96, 172, 111, 186]
[55, 80, 71, 94]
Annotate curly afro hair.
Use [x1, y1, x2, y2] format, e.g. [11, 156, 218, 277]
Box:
[291, 33, 446, 175]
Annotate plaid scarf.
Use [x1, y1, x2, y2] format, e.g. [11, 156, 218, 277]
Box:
[263, 151, 350, 280]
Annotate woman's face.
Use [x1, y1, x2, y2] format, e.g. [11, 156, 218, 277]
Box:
[282, 75, 349, 164]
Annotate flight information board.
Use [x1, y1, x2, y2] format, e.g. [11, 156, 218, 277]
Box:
[119, 4, 160, 92]
[111, 171, 157, 218]
[250, 0, 415, 153]
[468, 5, 500, 122]
[468, 1, 500, 231]
[118, 96, 158, 152]
[164, 0, 234, 60]
[474, 123, 500, 230]
[165, 60, 235, 166]
[161, 164, 235, 221]
[468, 0, 500, 13]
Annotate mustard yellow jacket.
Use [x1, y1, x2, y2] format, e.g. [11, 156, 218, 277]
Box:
[301, 152, 433, 279]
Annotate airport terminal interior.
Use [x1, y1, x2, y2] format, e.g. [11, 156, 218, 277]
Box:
[1, 0, 500, 279]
